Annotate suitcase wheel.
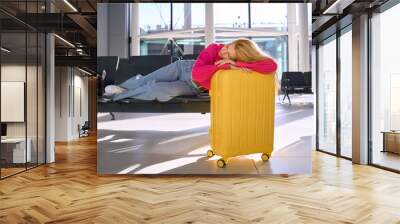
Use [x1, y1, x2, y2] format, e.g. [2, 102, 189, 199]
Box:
[261, 153, 271, 161]
[207, 150, 214, 158]
[217, 159, 226, 168]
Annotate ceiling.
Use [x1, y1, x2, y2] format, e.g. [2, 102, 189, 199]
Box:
[311, 0, 389, 42]
[0, 0, 395, 70]
[0, 0, 98, 70]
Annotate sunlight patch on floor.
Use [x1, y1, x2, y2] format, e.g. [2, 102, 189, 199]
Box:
[98, 134, 115, 142]
[109, 144, 143, 153]
[158, 132, 208, 145]
[110, 138, 135, 143]
[187, 145, 211, 155]
[98, 113, 210, 132]
[118, 164, 141, 174]
[274, 116, 314, 151]
[134, 156, 204, 174]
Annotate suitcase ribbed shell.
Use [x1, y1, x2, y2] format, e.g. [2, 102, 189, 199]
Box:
[209, 70, 276, 165]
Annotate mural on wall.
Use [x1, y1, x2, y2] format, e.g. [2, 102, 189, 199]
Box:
[96, 3, 313, 175]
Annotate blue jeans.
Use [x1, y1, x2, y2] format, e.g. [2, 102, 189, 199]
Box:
[113, 60, 202, 102]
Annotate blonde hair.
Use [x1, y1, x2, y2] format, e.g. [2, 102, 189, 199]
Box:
[229, 38, 280, 94]
[229, 38, 268, 62]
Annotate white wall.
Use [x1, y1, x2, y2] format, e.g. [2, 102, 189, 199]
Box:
[1, 65, 26, 140]
[71, 74, 89, 138]
[55, 67, 89, 141]
[1, 64, 46, 164]
[55, 66, 69, 141]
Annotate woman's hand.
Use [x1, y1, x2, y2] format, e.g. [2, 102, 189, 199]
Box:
[230, 65, 252, 73]
[215, 59, 236, 66]
[239, 67, 252, 73]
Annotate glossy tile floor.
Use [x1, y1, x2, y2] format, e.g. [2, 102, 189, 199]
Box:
[98, 95, 315, 175]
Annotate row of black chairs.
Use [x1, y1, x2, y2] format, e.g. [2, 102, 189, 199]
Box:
[280, 71, 313, 104]
[97, 55, 210, 115]
[97, 56, 312, 114]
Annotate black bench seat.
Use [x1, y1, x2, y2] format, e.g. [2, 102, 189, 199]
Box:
[97, 55, 210, 113]
[98, 95, 210, 113]
[281, 71, 313, 104]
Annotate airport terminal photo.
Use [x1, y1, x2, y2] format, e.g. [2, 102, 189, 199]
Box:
[1, 0, 400, 223]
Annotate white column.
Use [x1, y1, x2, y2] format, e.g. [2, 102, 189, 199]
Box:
[46, 1, 55, 163]
[287, 3, 309, 72]
[352, 14, 369, 164]
[108, 3, 130, 58]
[184, 3, 192, 29]
[298, 3, 310, 72]
[183, 3, 193, 54]
[287, 3, 298, 71]
[97, 3, 108, 56]
[131, 3, 140, 56]
[205, 3, 215, 46]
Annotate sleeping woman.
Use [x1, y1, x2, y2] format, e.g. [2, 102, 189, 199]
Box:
[105, 38, 278, 102]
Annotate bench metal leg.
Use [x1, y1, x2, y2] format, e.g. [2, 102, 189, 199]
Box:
[110, 112, 115, 120]
[282, 92, 292, 105]
[287, 94, 291, 105]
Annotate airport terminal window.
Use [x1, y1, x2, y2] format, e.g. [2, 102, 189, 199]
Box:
[174, 38, 205, 56]
[317, 36, 337, 155]
[140, 39, 170, 55]
[137, 3, 290, 60]
[216, 37, 288, 79]
[172, 3, 205, 30]
[214, 3, 249, 28]
[215, 37, 238, 44]
[139, 3, 205, 56]
[370, 3, 400, 171]
[139, 3, 171, 35]
[250, 3, 287, 31]
[252, 37, 288, 79]
[140, 38, 205, 56]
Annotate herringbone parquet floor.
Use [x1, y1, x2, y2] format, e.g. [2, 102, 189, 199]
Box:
[1, 135, 400, 224]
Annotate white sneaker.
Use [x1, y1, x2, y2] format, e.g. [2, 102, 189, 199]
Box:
[104, 85, 126, 96]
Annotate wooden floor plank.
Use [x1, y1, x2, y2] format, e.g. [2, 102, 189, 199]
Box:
[1, 135, 400, 223]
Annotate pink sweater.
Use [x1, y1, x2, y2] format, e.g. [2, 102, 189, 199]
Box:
[191, 43, 278, 90]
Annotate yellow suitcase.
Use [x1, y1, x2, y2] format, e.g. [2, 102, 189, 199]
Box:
[207, 70, 276, 168]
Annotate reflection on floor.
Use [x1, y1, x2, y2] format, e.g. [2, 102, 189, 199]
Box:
[98, 95, 315, 175]
[373, 150, 400, 171]
[0, 167, 25, 178]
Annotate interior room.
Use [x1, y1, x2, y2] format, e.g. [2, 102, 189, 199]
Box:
[0, 10, 46, 178]
[370, 2, 400, 171]
[1, 0, 400, 223]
